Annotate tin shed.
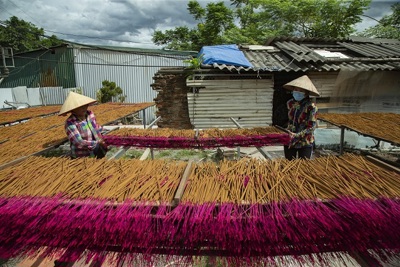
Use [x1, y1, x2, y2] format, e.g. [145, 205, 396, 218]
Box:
[1, 43, 196, 121]
[186, 37, 400, 129]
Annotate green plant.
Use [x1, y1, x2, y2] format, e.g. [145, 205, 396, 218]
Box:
[183, 54, 204, 69]
[96, 80, 125, 103]
[124, 149, 145, 159]
[175, 149, 198, 157]
[156, 150, 173, 158]
[71, 87, 83, 94]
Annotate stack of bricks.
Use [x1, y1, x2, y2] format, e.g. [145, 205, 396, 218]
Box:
[151, 68, 194, 129]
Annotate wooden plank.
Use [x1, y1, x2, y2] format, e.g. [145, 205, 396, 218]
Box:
[187, 80, 272, 87]
[193, 123, 270, 129]
[0, 145, 61, 171]
[230, 118, 273, 160]
[190, 100, 273, 104]
[365, 155, 400, 174]
[273, 125, 290, 133]
[140, 148, 151, 160]
[192, 110, 270, 115]
[147, 116, 161, 129]
[31, 256, 46, 267]
[318, 118, 399, 147]
[188, 91, 273, 97]
[348, 251, 383, 267]
[345, 125, 399, 147]
[172, 160, 193, 206]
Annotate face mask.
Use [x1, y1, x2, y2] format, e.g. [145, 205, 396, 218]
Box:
[292, 91, 305, 101]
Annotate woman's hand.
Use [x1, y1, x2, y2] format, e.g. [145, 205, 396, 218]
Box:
[99, 139, 108, 149]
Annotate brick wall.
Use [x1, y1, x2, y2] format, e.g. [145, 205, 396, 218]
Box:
[151, 68, 193, 129]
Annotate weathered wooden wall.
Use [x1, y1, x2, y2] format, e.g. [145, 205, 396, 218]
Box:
[151, 68, 193, 129]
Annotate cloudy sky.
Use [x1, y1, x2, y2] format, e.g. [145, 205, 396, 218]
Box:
[0, 0, 397, 49]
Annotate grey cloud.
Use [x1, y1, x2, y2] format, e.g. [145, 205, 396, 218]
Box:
[1, 0, 397, 48]
[365, 1, 397, 19]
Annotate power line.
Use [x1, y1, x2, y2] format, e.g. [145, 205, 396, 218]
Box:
[5, 0, 41, 27]
[43, 29, 155, 45]
[13, 55, 189, 67]
[360, 14, 400, 30]
[0, 5, 14, 17]
[0, 2, 155, 46]
[0, 15, 155, 46]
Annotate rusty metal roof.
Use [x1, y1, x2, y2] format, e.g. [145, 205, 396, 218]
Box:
[202, 37, 400, 73]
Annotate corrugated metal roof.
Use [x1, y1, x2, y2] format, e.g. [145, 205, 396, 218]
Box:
[338, 42, 400, 58]
[381, 43, 400, 53]
[243, 50, 308, 72]
[274, 41, 326, 63]
[317, 62, 400, 71]
[203, 37, 400, 73]
[264, 36, 348, 45]
[71, 43, 198, 57]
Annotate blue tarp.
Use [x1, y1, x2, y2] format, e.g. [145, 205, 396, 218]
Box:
[198, 44, 253, 68]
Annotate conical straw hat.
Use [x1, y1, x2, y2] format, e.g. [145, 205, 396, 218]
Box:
[283, 75, 320, 96]
[59, 91, 97, 116]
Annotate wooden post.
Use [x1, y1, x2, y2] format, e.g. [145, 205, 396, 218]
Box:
[340, 126, 345, 155]
[142, 109, 146, 128]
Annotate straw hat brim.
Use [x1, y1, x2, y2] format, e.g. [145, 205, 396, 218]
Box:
[283, 75, 320, 97]
[58, 91, 97, 116]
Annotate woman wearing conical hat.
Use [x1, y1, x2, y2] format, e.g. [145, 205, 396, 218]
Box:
[282, 75, 320, 160]
[59, 91, 108, 159]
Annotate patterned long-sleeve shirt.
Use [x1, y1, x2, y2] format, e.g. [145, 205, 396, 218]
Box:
[286, 98, 318, 148]
[65, 110, 104, 158]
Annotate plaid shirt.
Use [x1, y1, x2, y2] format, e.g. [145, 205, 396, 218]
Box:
[286, 98, 318, 148]
[65, 110, 104, 158]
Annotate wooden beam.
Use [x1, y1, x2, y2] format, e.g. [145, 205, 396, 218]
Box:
[0, 144, 64, 171]
[348, 251, 383, 267]
[172, 160, 193, 206]
[365, 155, 400, 174]
[318, 118, 399, 147]
[147, 116, 161, 129]
[108, 146, 128, 160]
[31, 256, 45, 267]
[230, 117, 273, 160]
[140, 148, 151, 161]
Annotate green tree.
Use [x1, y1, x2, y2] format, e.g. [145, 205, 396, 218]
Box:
[152, 1, 236, 51]
[0, 16, 63, 53]
[97, 80, 125, 103]
[152, 0, 371, 50]
[235, 0, 370, 39]
[361, 3, 400, 40]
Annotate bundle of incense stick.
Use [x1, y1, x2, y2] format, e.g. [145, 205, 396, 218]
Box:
[89, 102, 154, 125]
[110, 126, 284, 138]
[319, 112, 400, 144]
[0, 157, 186, 202]
[0, 105, 61, 125]
[0, 154, 399, 266]
[0, 102, 155, 165]
[104, 126, 289, 148]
